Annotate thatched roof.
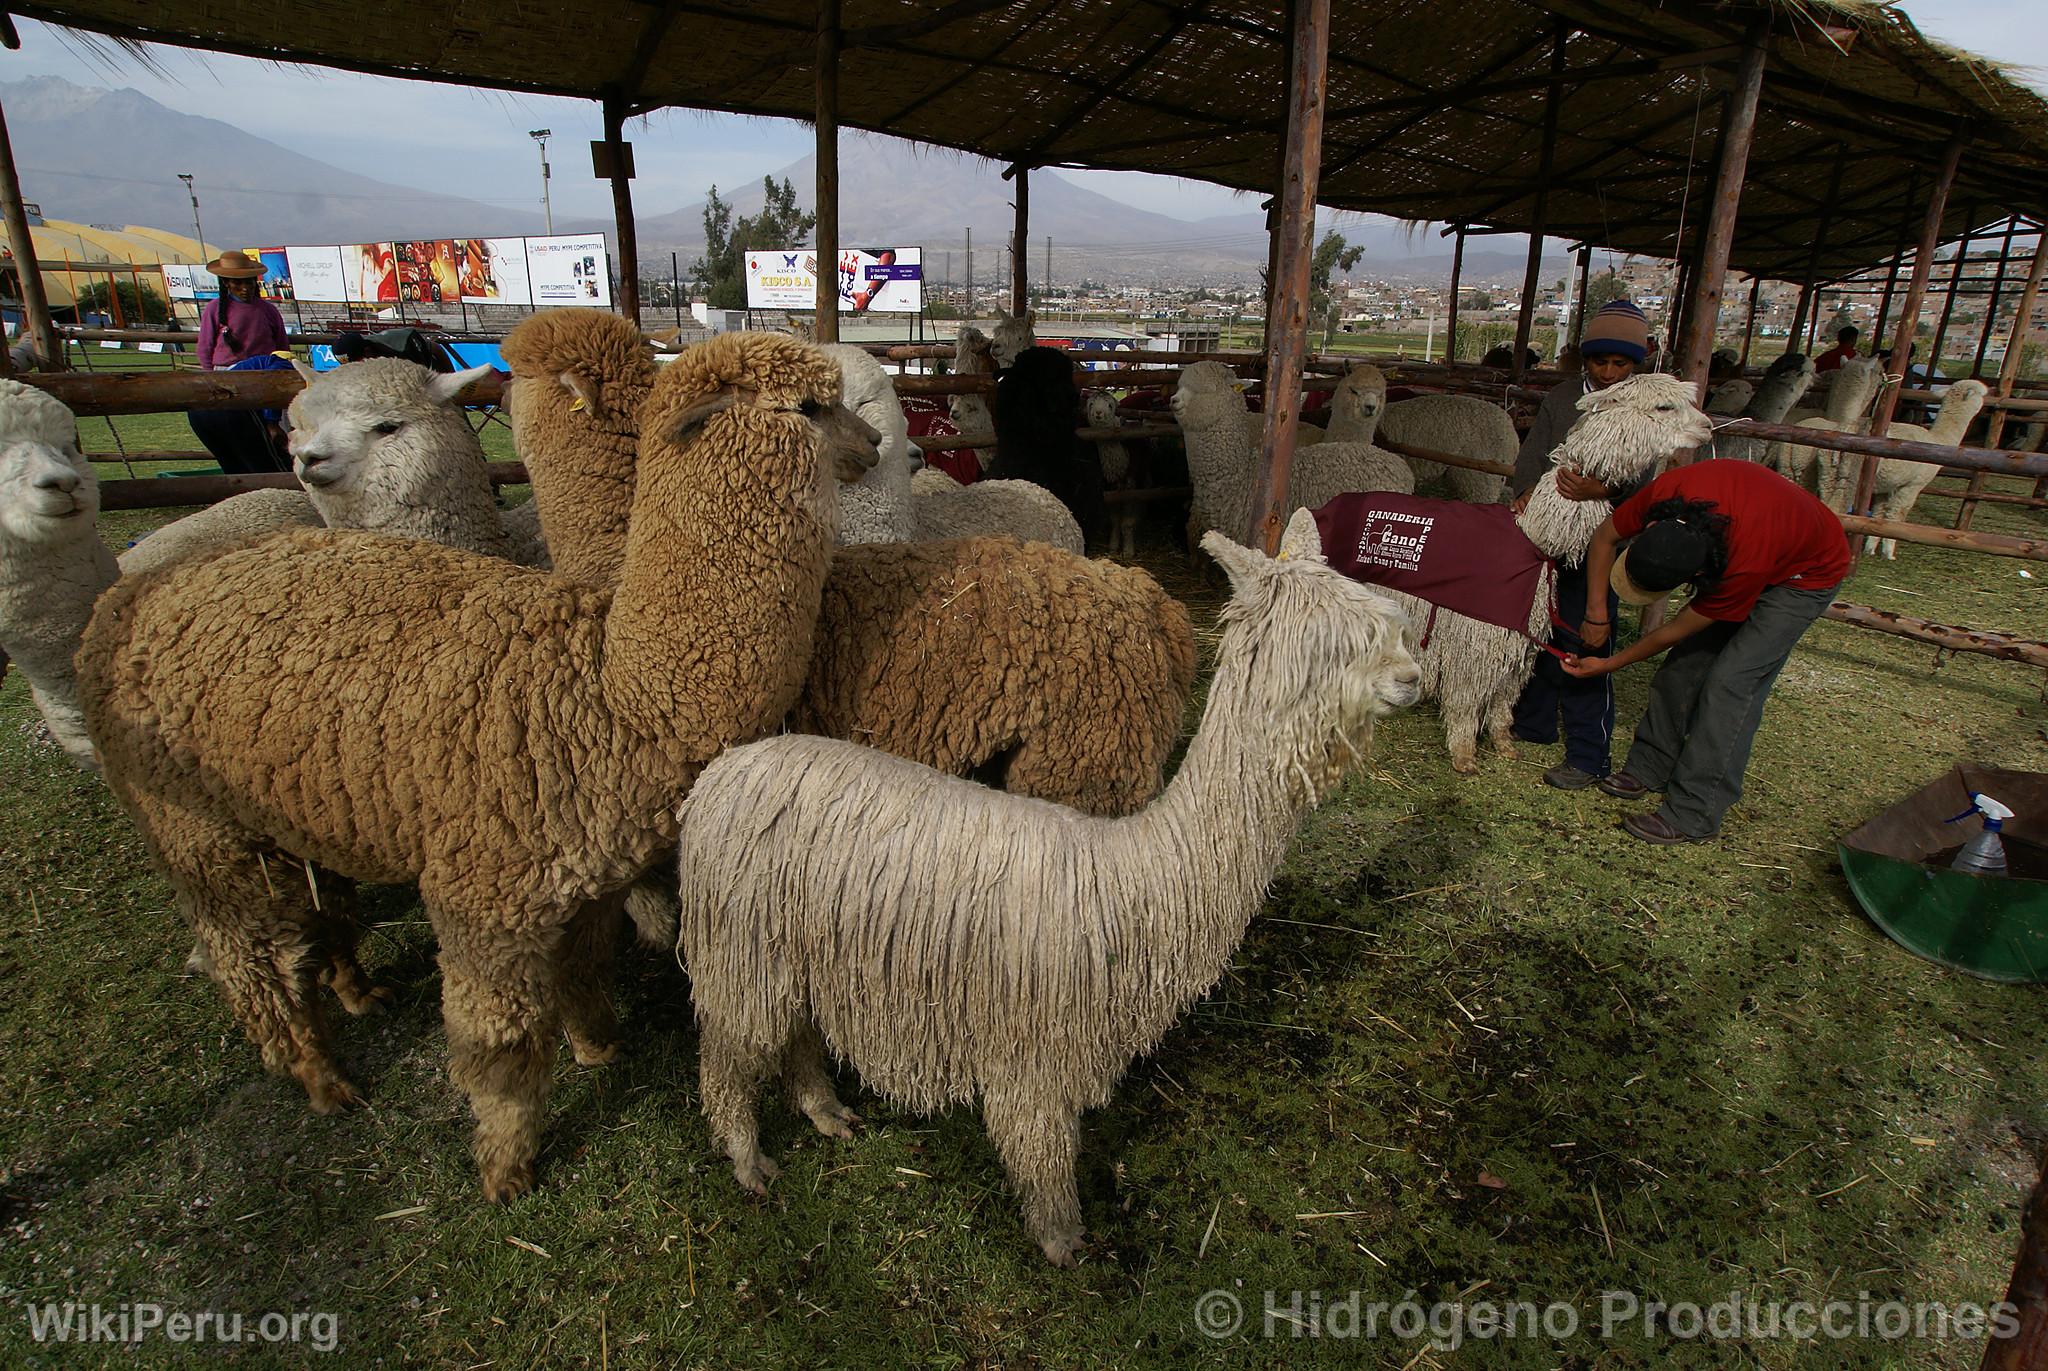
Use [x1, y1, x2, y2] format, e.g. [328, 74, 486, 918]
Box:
[13, 0, 2048, 280]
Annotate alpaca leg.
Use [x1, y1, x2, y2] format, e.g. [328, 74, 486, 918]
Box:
[557, 892, 624, 1067]
[699, 1016, 787, 1194]
[1441, 698, 1483, 775]
[1485, 691, 1518, 759]
[310, 873, 393, 1017]
[622, 875, 678, 948]
[782, 1021, 860, 1139]
[135, 795, 358, 1112]
[436, 917, 562, 1202]
[982, 1091, 1085, 1266]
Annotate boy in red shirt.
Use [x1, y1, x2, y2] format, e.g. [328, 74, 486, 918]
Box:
[1562, 460, 1850, 843]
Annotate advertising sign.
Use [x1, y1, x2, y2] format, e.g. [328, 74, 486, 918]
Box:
[457, 238, 531, 304]
[745, 247, 923, 313]
[161, 263, 219, 301]
[525, 234, 611, 307]
[396, 239, 461, 304]
[284, 246, 348, 302]
[257, 248, 293, 301]
[345, 242, 398, 304]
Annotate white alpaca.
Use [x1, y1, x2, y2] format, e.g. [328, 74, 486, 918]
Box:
[1772, 357, 1884, 491]
[1172, 359, 1411, 541]
[1374, 374, 1713, 773]
[947, 325, 997, 475]
[1711, 353, 1817, 465]
[0, 379, 116, 767]
[989, 309, 1036, 370]
[1822, 379, 1989, 559]
[675, 508, 1421, 1266]
[1706, 379, 1754, 416]
[1085, 391, 1138, 558]
[1327, 365, 1514, 503]
[826, 345, 1081, 551]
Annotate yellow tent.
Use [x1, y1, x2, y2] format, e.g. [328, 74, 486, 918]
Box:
[1, 217, 210, 312]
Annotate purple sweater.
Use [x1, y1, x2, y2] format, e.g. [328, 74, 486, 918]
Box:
[197, 294, 288, 371]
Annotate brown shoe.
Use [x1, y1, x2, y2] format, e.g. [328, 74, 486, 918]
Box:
[1543, 764, 1599, 790]
[1622, 812, 1708, 845]
[1598, 772, 1653, 800]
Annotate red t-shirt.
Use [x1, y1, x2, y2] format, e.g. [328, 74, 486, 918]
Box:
[1612, 459, 1849, 622]
[1814, 343, 1858, 373]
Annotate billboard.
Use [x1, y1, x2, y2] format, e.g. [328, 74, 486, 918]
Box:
[257, 248, 293, 301]
[285, 246, 348, 302]
[346, 243, 398, 304]
[458, 238, 530, 304]
[745, 247, 923, 313]
[525, 234, 611, 307]
[162, 263, 218, 301]
[396, 239, 461, 304]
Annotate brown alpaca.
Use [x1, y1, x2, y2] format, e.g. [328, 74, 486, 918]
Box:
[75, 332, 877, 1200]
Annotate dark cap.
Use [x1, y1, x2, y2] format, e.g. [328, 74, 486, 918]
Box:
[1611, 516, 1714, 605]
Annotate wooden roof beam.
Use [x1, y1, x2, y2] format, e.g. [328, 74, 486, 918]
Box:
[1009, 0, 1215, 167]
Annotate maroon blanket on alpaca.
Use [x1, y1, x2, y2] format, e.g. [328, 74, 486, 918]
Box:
[1311, 492, 1555, 643]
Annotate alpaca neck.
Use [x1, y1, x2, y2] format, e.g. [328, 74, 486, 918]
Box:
[1747, 375, 1811, 423]
[0, 530, 116, 688]
[1928, 393, 1984, 446]
[1827, 377, 1876, 428]
[528, 403, 641, 585]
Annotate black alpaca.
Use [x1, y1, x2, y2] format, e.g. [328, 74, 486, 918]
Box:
[992, 346, 1106, 544]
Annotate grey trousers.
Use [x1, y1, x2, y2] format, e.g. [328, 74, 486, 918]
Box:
[1621, 582, 1837, 839]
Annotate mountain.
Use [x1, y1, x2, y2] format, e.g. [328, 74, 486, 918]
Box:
[2, 76, 548, 247]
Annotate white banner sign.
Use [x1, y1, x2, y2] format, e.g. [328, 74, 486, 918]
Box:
[162, 263, 219, 301]
[525, 234, 611, 307]
[284, 246, 349, 302]
[745, 247, 924, 313]
[458, 237, 533, 305]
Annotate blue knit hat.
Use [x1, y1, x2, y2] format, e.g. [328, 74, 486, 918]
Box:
[1581, 299, 1649, 364]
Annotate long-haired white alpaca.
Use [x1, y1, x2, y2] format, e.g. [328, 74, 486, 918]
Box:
[675, 509, 1421, 1266]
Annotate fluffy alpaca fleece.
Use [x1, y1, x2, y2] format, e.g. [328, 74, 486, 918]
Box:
[675, 508, 1421, 1266]
[1084, 391, 1139, 558]
[907, 466, 1083, 552]
[1711, 353, 1817, 464]
[1822, 379, 1988, 558]
[76, 332, 876, 1200]
[1386, 374, 1713, 773]
[499, 308, 657, 585]
[790, 533, 1193, 815]
[1771, 357, 1884, 489]
[0, 379, 116, 766]
[823, 344, 918, 545]
[1325, 366, 1511, 502]
[946, 326, 996, 476]
[116, 489, 323, 578]
[988, 309, 1036, 370]
[1173, 359, 1411, 541]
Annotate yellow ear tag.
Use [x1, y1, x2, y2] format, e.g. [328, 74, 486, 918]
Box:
[569, 397, 586, 412]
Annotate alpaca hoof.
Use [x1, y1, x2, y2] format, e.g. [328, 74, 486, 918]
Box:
[1492, 739, 1518, 760]
[569, 1036, 622, 1068]
[337, 983, 396, 1017]
[183, 942, 213, 976]
[732, 1153, 781, 1196]
[305, 1074, 364, 1115]
[805, 1100, 861, 1140]
[1037, 1229, 1085, 1267]
[481, 1161, 536, 1204]
[1451, 755, 1480, 776]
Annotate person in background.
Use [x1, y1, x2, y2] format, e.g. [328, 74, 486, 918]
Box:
[1508, 297, 1651, 789]
[1561, 459, 1850, 844]
[1814, 324, 1859, 374]
[190, 250, 293, 473]
[196, 250, 288, 372]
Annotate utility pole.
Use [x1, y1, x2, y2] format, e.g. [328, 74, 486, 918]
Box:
[964, 226, 973, 321]
[176, 173, 205, 257]
[1045, 235, 1052, 303]
[529, 129, 553, 234]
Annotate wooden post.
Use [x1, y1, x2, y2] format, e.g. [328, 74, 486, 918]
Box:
[1246, 0, 1328, 553]
[0, 98, 60, 370]
[1927, 209, 1977, 379]
[813, 0, 841, 344]
[1445, 224, 1465, 362]
[1787, 149, 1849, 357]
[1787, 281, 1814, 356]
[1512, 23, 1568, 384]
[1958, 228, 2047, 529]
[1973, 216, 2024, 380]
[1571, 244, 1592, 349]
[602, 97, 640, 324]
[1855, 129, 1965, 542]
[1981, 1144, 2048, 1371]
[1871, 189, 1917, 353]
[1009, 164, 1029, 317]
[1675, 25, 1767, 397]
[1739, 276, 1761, 366]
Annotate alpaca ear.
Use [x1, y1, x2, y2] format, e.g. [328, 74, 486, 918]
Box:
[1277, 507, 1327, 564]
[1024, 310, 1036, 327]
[1200, 529, 1268, 591]
[558, 370, 605, 420]
[660, 391, 741, 444]
[289, 358, 320, 385]
[427, 364, 496, 406]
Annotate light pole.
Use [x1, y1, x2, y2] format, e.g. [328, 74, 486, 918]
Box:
[176, 173, 205, 258]
[529, 129, 553, 235]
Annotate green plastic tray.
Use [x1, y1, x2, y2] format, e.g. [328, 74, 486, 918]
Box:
[1839, 765, 2048, 984]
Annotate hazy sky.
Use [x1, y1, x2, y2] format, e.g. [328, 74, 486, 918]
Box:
[6, 3, 2043, 225]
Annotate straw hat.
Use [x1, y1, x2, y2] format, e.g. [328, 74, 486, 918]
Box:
[206, 249, 265, 280]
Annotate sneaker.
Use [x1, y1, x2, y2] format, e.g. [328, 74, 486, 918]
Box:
[1543, 763, 1600, 790]
[1597, 771, 1653, 800]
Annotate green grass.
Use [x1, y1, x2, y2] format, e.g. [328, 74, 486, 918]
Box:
[0, 471, 2044, 1367]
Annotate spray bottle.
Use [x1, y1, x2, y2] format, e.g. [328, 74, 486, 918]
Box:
[1946, 792, 2013, 877]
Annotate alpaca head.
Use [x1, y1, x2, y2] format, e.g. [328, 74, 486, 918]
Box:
[989, 310, 1036, 370]
[823, 344, 913, 472]
[640, 333, 881, 517]
[1745, 353, 1816, 421]
[1933, 378, 1991, 440]
[500, 307, 656, 441]
[285, 358, 495, 516]
[1826, 356, 1885, 426]
[1083, 391, 1120, 429]
[1200, 509, 1421, 798]
[953, 325, 993, 376]
[1521, 374, 1712, 562]
[1170, 360, 1249, 432]
[1328, 364, 1387, 434]
[0, 380, 94, 547]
